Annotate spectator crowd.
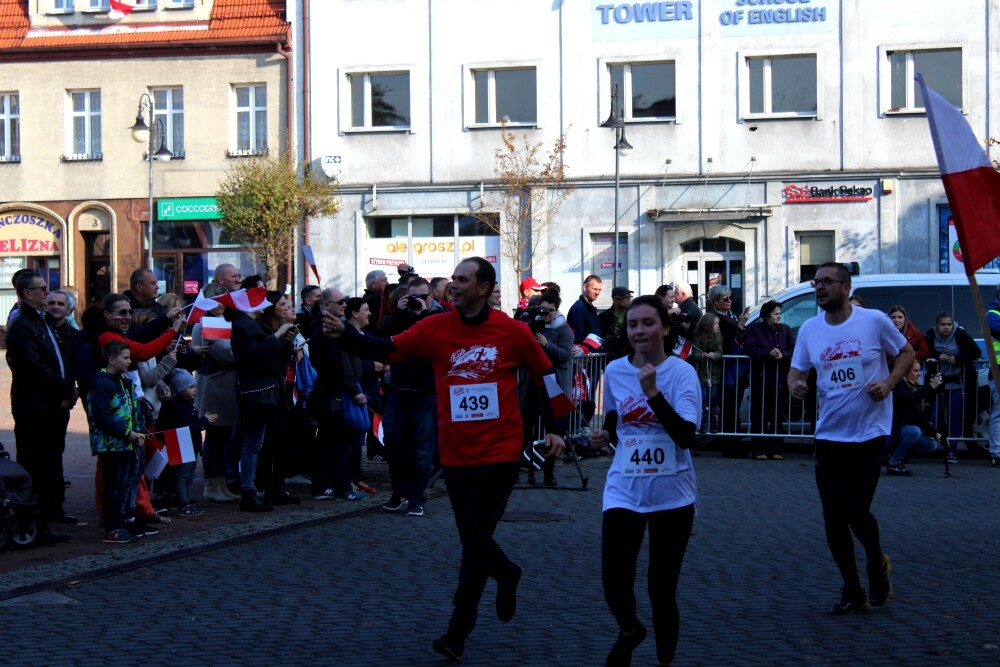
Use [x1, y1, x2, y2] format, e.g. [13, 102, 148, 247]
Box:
[3, 261, 1000, 548]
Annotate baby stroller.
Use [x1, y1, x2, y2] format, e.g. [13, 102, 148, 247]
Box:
[0, 442, 40, 552]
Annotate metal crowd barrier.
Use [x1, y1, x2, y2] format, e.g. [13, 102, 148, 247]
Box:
[549, 353, 994, 450]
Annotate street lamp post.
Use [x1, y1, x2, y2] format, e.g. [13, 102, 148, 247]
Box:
[601, 83, 633, 288]
[129, 93, 172, 270]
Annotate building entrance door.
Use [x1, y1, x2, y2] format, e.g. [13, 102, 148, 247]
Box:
[678, 237, 746, 313]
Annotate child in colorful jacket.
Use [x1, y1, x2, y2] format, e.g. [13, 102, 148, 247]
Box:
[87, 340, 144, 544]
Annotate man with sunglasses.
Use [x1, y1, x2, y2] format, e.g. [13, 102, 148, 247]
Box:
[5, 271, 78, 542]
[788, 261, 914, 616]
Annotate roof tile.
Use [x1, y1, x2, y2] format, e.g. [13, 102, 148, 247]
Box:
[0, 0, 287, 52]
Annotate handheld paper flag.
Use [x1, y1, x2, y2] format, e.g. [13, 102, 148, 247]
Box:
[543, 374, 576, 418]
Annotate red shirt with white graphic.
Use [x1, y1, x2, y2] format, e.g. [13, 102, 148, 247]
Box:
[390, 308, 554, 467]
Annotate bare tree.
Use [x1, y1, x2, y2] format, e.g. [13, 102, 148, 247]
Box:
[216, 151, 339, 287]
[473, 121, 574, 283]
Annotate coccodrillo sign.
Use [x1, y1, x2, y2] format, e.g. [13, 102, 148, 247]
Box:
[157, 198, 222, 221]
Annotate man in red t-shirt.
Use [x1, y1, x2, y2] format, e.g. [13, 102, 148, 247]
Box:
[325, 257, 566, 663]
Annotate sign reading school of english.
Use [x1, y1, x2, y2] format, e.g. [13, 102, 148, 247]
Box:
[591, 0, 831, 40]
[0, 211, 63, 256]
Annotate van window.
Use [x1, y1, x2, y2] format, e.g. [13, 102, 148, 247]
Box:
[778, 291, 820, 334]
[851, 286, 948, 333]
[951, 284, 996, 340]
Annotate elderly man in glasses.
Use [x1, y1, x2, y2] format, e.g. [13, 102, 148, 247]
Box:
[788, 261, 914, 617]
[707, 283, 750, 443]
[5, 271, 79, 543]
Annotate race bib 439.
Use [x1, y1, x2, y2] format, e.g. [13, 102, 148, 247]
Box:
[450, 383, 500, 422]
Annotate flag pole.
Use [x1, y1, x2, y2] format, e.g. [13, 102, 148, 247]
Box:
[967, 273, 1000, 393]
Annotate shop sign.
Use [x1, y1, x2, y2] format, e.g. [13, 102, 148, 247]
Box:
[0, 210, 63, 256]
[718, 0, 831, 34]
[157, 198, 222, 222]
[366, 236, 501, 279]
[782, 183, 874, 204]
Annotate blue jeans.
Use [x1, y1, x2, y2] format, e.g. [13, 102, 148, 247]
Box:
[933, 386, 964, 440]
[886, 425, 941, 465]
[383, 390, 438, 504]
[240, 421, 267, 492]
[100, 449, 140, 531]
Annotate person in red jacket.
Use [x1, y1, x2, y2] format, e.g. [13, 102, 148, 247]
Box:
[325, 257, 565, 664]
[887, 305, 930, 364]
[97, 293, 183, 364]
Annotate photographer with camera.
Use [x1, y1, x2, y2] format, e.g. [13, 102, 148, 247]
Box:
[376, 277, 446, 515]
[521, 291, 573, 486]
[885, 358, 945, 476]
[924, 311, 981, 462]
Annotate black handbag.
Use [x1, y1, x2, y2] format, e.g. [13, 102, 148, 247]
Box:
[237, 377, 282, 412]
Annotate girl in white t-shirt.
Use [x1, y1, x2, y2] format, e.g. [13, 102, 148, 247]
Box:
[590, 295, 701, 667]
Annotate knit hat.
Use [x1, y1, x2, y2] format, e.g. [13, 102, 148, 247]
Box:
[169, 369, 196, 394]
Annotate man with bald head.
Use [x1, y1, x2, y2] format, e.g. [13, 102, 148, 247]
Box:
[213, 263, 242, 292]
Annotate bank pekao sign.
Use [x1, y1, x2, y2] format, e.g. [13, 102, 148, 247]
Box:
[157, 198, 222, 222]
[782, 183, 874, 204]
[0, 210, 63, 256]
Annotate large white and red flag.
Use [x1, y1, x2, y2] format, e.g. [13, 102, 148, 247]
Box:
[543, 374, 576, 418]
[212, 287, 270, 313]
[108, 0, 136, 20]
[917, 74, 1000, 275]
[186, 289, 221, 326]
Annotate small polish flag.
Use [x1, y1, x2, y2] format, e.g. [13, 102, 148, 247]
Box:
[201, 316, 232, 340]
[212, 287, 270, 313]
[579, 333, 603, 353]
[371, 412, 385, 446]
[160, 427, 196, 465]
[303, 244, 322, 284]
[186, 289, 221, 325]
[673, 336, 693, 360]
[143, 438, 169, 480]
[108, 0, 136, 20]
[543, 374, 576, 418]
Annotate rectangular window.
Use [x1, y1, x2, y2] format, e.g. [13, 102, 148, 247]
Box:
[889, 48, 962, 111]
[153, 87, 184, 157]
[348, 72, 410, 129]
[746, 55, 817, 118]
[609, 62, 676, 120]
[0, 93, 20, 162]
[67, 90, 102, 160]
[798, 232, 834, 283]
[52, 0, 74, 11]
[86, 0, 108, 9]
[473, 68, 536, 125]
[232, 84, 267, 156]
[166, 0, 194, 6]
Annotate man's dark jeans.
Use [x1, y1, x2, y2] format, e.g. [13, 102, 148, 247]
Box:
[443, 462, 520, 640]
[14, 408, 70, 524]
[383, 390, 437, 504]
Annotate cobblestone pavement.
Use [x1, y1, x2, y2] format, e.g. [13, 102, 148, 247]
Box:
[2, 444, 999, 666]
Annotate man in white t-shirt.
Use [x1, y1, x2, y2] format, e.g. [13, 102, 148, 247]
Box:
[788, 262, 914, 617]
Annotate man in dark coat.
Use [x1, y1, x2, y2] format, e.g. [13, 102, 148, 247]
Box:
[5, 271, 78, 542]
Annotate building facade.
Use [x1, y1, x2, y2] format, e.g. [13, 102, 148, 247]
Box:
[301, 0, 1000, 312]
[0, 0, 291, 314]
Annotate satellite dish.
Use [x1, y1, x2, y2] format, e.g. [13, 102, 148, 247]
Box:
[320, 155, 342, 180]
